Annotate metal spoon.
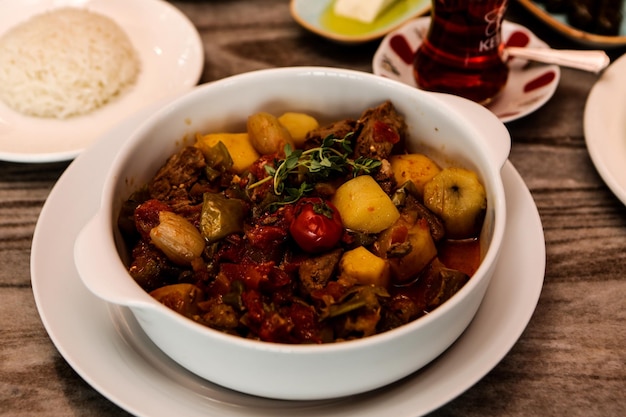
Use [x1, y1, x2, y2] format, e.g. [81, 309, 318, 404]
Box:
[505, 47, 610, 73]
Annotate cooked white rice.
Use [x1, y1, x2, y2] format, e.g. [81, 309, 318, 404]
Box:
[0, 8, 140, 119]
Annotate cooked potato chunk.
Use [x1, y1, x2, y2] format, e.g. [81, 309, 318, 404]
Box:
[278, 112, 319, 147]
[196, 132, 260, 174]
[374, 218, 437, 283]
[150, 283, 203, 319]
[389, 153, 441, 196]
[339, 246, 390, 287]
[423, 167, 486, 239]
[331, 175, 400, 233]
[247, 112, 295, 155]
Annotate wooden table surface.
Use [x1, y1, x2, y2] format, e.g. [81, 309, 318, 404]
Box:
[1, 1, 625, 416]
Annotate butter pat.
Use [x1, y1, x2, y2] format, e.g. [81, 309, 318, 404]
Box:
[334, 0, 398, 24]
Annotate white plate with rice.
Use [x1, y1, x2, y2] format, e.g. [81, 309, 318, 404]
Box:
[0, 0, 204, 163]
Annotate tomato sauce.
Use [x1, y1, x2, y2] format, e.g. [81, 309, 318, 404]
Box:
[438, 239, 481, 277]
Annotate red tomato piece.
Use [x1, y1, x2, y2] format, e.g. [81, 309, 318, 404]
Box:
[134, 199, 171, 241]
[372, 120, 400, 144]
[289, 198, 343, 253]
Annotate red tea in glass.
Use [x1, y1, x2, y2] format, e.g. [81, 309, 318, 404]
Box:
[413, 0, 509, 104]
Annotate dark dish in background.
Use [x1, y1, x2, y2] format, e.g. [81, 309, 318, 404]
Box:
[517, 0, 626, 46]
[539, 0, 624, 36]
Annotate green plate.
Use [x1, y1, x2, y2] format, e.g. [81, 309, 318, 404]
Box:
[290, 0, 430, 44]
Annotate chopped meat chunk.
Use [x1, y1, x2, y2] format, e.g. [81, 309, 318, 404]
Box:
[298, 248, 343, 296]
[353, 100, 406, 160]
[149, 146, 207, 202]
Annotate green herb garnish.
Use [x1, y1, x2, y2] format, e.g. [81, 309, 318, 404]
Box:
[247, 133, 381, 207]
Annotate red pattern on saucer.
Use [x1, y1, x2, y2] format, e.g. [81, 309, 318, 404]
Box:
[373, 18, 560, 123]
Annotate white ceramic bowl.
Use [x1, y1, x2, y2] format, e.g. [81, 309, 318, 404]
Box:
[74, 67, 510, 401]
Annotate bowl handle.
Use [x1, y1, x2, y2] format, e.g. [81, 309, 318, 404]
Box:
[74, 213, 150, 307]
[434, 93, 511, 168]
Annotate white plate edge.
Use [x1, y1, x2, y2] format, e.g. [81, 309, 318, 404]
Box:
[583, 53, 626, 205]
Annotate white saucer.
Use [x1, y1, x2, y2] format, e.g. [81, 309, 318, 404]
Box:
[31, 97, 546, 416]
[584, 53, 626, 206]
[290, 0, 430, 44]
[373, 18, 560, 123]
[0, 0, 203, 163]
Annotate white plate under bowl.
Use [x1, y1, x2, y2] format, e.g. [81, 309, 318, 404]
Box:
[584, 53, 626, 206]
[290, 0, 430, 44]
[31, 95, 545, 416]
[373, 18, 560, 123]
[0, 0, 203, 163]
